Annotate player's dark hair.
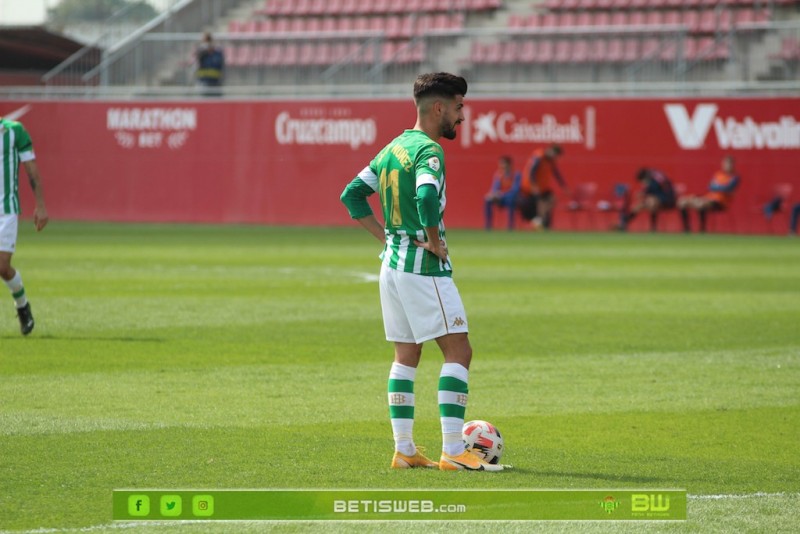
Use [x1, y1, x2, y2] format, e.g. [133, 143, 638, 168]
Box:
[636, 168, 650, 181]
[549, 144, 563, 156]
[499, 155, 513, 166]
[413, 72, 468, 103]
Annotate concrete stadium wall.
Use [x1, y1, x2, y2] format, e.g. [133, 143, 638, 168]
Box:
[2, 97, 799, 233]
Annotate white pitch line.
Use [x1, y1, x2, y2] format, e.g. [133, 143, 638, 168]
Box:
[688, 492, 796, 500]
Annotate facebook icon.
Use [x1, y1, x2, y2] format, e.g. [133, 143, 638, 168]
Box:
[128, 495, 150, 516]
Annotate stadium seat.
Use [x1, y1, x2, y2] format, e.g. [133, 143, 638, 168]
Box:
[663, 10, 681, 27]
[641, 38, 660, 59]
[483, 42, 503, 63]
[536, 40, 555, 63]
[274, 18, 289, 33]
[588, 38, 608, 61]
[596, 0, 614, 9]
[594, 12, 610, 26]
[509, 14, 526, 29]
[321, 17, 337, 33]
[298, 43, 315, 65]
[622, 38, 639, 61]
[518, 40, 537, 62]
[294, 0, 311, 16]
[629, 11, 646, 27]
[559, 13, 577, 27]
[501, 41, 518, 63]
[566, 182, 598, 229]
[341, 0, 358, 15]
[610, 11, 627, 27]
[571, 39, 591, 62]
[554, 40, 572, 62]
[576, 12, 593, 27]
[324, 0, 342, 14]
[646, 11, 663, 27]
[542, 13, 559, 28]
[281, 43, 299, 65]
[606, 38, 624, 62]
[698, 10, 717, 33]
[718, 9, 733, 32]
[289, 18, 306, 33]
[683, 10, 700, 32]
[306, 18, 322, 33]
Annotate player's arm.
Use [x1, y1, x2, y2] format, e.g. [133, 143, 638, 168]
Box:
[415, 184, 447, 261]
[21, 160, 48, 231]
[341, 168, 384, 243]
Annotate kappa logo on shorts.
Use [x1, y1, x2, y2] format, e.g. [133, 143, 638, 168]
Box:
[451, 317, 466, 327]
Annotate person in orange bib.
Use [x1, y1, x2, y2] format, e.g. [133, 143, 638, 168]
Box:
[520, 144, 567, 230]
[678, 155, 740, 233]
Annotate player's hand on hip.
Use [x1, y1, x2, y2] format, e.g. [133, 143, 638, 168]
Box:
[34, 207, 49, 231]
[414, 239, 448, 261]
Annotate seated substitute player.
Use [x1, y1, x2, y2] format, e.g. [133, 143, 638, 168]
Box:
[340, 73, 502, 471]
[678, 155, 740, 233]
[0, 114, 48, 335]
[616, 168, 676, 232]
[523, 144, 567, 230]
[483, 155, 521, 231]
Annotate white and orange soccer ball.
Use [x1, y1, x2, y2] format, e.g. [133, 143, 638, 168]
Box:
[462, 420, 504, 464]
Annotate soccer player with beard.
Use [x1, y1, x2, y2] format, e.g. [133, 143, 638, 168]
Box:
[340, 73, 502, 471]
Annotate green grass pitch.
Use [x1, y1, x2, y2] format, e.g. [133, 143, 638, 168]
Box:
[1, 222, 798, 533]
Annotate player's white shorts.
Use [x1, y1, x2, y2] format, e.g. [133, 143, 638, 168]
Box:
[379, 263, 469, 344]
[0, 215, 18, 253]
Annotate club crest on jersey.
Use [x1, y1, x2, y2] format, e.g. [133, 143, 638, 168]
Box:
[428, 157, 440, 172]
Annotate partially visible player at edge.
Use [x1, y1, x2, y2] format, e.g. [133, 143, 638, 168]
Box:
[340, 73, 502, 471]
[0, 115, 48, 335]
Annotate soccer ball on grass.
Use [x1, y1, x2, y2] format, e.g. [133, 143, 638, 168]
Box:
[462, 420, 504, 464]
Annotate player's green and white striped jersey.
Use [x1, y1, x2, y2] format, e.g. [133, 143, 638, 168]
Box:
[349, 129, 451, 276]
[0, 118, 36, 215]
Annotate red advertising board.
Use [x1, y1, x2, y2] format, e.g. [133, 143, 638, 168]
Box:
[2, 97, 798, 233]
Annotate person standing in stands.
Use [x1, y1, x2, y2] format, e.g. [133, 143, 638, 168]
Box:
[678, 156, 740, 233]
[484, 155, 521, 231]
[196, 32, 225, 97]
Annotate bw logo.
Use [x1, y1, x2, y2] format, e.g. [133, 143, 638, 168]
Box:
[451, 317, 465, 327]
[389, 393, 406, 405]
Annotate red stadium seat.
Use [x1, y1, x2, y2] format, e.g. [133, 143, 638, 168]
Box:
[559, 12, 577, 27]
[606, 38, 624, 61]
[281, 43, 299, 65]
[554, 40, 572, 62]
[338, 17, 354, 32]
[641, 38, 660, 59]
[386, 16, 403, 37]
[264, 0, 281, 16]
[483, 42, 503, 63]
[324, 0, 342, 14]
[297, 43, 315, 65]
[576, 12, 593, 27]
[663, 10, 681, 27]
[683, 10, 700, 32]
[273, 17, 289, 33]
[370, 16, 387, 32]
[610, 11, 627, 26]
[646, 11, 663, 27]
[527, 13, 543, 28]
[257, 19, 273, 33]
[518, 40, 537, 62]
[320, 17, 336, 33]
[353, 17, 370, 32]
[611, 0, 630, 8]
[698, 10, 717, 33]
[542, 13, 559, 28]
[264, 43, 283, 65]
[629, 0, 648, 8]
[289, 18, 306, 33]
[571, 39, 591, 62]
[629, 11, 646, 27]
[294, 0, 311, 16]
[622, 38, 639, 61]
[536, 40, 555, 63]
[659, 40, 676, 61]
[596, 0, 614, 8]
[509, 14, 526, 28]
[313, 43, 332, 65]
[501, 41, 518, 63]
[341, 0, 358, 15]
[588, 38, 608, 61]
[594, 12, 610, 26]
[372, 0, 391, 14]
[718, 9, 733, 32]
[311, 0, 327, 14]
[469, 41, 487, 63]
[306, 17, 321, 33]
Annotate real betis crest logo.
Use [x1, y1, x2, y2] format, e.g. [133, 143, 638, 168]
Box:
[599, 495, 619, 515]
